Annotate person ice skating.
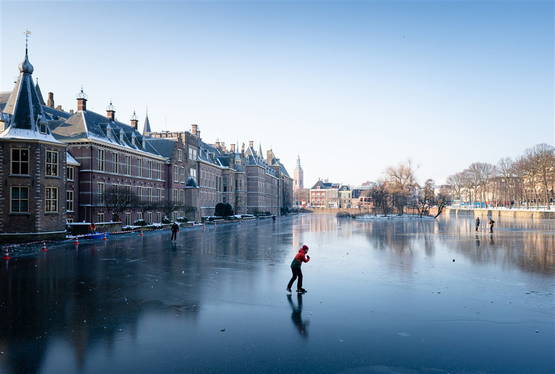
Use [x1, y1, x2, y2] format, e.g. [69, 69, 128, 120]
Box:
[287, 245, 310, 293]
[475, 217, 480, 232]
[488, 218, 495, 233]
[171, 222, 179, 241]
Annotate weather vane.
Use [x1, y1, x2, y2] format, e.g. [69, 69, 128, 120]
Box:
[24, 30, 31, 53]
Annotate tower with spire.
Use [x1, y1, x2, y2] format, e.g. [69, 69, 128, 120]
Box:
[0, 31, 68, 241]
[294, 155, 304, 190]
[143, 110, 152, 136]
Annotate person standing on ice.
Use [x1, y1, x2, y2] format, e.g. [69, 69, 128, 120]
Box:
[475, 217, 480, 232]
[287, 245, 310, 293]
[488, 218, 495, 233]
[171, 222, 179, 241]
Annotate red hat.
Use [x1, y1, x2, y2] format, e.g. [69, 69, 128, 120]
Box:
[301, 245, 309, 251]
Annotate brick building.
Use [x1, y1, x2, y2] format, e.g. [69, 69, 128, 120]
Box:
[0, 48, 292, 241]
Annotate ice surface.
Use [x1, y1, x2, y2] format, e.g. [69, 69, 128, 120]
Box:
[0, 214, 553, 374]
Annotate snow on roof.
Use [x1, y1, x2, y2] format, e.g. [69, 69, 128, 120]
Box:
[0, 127, 63, 144]
[66, 152, 79, 166]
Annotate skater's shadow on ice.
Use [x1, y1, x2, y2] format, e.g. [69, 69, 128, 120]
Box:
[287, 293, 309, 338]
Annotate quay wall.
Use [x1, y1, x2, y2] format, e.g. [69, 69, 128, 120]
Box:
[446, 207, 555, 219]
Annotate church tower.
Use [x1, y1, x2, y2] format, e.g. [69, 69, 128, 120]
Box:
[293, 155, 303, 190]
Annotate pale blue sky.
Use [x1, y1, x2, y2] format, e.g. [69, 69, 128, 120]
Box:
[1, 0, 553, 186]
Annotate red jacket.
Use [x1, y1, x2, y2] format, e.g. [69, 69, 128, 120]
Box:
[293, 248, 310, 264]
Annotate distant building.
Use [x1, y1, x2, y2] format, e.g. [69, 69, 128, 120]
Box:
[309, 180, 340, 208]
[293, 155, 303, 190]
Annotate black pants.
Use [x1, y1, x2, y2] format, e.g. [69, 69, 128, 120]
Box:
[287, 266, 303, 290]
[171, 231, 177, 240]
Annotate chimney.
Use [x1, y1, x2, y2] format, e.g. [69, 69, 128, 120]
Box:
[76, 88, 87, 111]
[47, 92, 55, 108]
[267, 150, 273, 163]
[249, 140, 254, 148]
[191, 124, 198, 136]
[230, 144, 236, 153]
[130, 111, 138, 129]
[106, 101, 115, 121]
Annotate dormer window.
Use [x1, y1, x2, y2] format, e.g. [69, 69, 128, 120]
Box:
[38, 116, 48, 134]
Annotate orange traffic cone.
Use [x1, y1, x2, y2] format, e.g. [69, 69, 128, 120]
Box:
[139, 230, 144, 237]
[41, 241, 48, 252]
[2, 247, 11, 261]
[73, 237, 80, 245]
[103, 232, 108, 240]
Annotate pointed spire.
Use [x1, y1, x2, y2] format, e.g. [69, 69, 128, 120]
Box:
[3, 36, 44, 132]
[143, 111, 152, 135]
[258, 144, 263, 158]
[35, 77, 45, 105]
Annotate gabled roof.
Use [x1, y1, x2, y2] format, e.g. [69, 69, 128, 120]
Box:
[0, 91, 11, 112]
[144, 137, 176, 158]
[311, 180, 334, 189]
[48, 109, 163, 157]
[35, 80, 45, 105]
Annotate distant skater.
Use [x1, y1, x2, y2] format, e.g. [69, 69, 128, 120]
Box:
[475, 217, 480, 232]
[287, 245, 310, 294]
[488, 218, 495, 233]
[171, 222, 179, 240]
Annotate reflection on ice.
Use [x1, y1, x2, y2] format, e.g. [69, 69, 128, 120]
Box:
[0, 214, 553, 374]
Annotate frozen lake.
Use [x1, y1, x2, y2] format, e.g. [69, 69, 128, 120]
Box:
[0, 214, 554, 374]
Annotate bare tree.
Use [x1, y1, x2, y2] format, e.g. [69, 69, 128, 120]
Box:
[369, 181, 390, 216]
[103, 185, 139, 222]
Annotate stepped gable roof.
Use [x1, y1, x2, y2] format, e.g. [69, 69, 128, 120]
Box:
[49, 109, 162, 157]
[244, 145, 278, 177]
[144, 137, 176, 159]
[35, 80, 45, 105]
[0, 50, 61, 144]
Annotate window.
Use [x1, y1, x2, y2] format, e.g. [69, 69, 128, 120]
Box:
[138, 158, 143, 177]
[188, 148, 197, 160]
[148, 188, 152, 202]
[98, 149, 106, 171]
[149, 160, 153, 178]
[66, 190, 74, 212]
[156, 212, 161, 223]
[11, 148, 29, 175]
[10, 186, 29, 213]
[114, 152, 119, 174]
[38, 119, 47, 134]
[146, 212, 152, 223]
[66, 166, 75, 181]
[66, 218, 74, 223]
[178, 149, 183, 161]
[97, 212, 104, 223]
[125, 155, 131, 175]
[190, 168, 197, 181]
[97, 182, 105, 204]
[45, 187, 58, 213]
[172, 189, 178, 203]
[125, 213, 131, 225]
[174, 165, 179, 182]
